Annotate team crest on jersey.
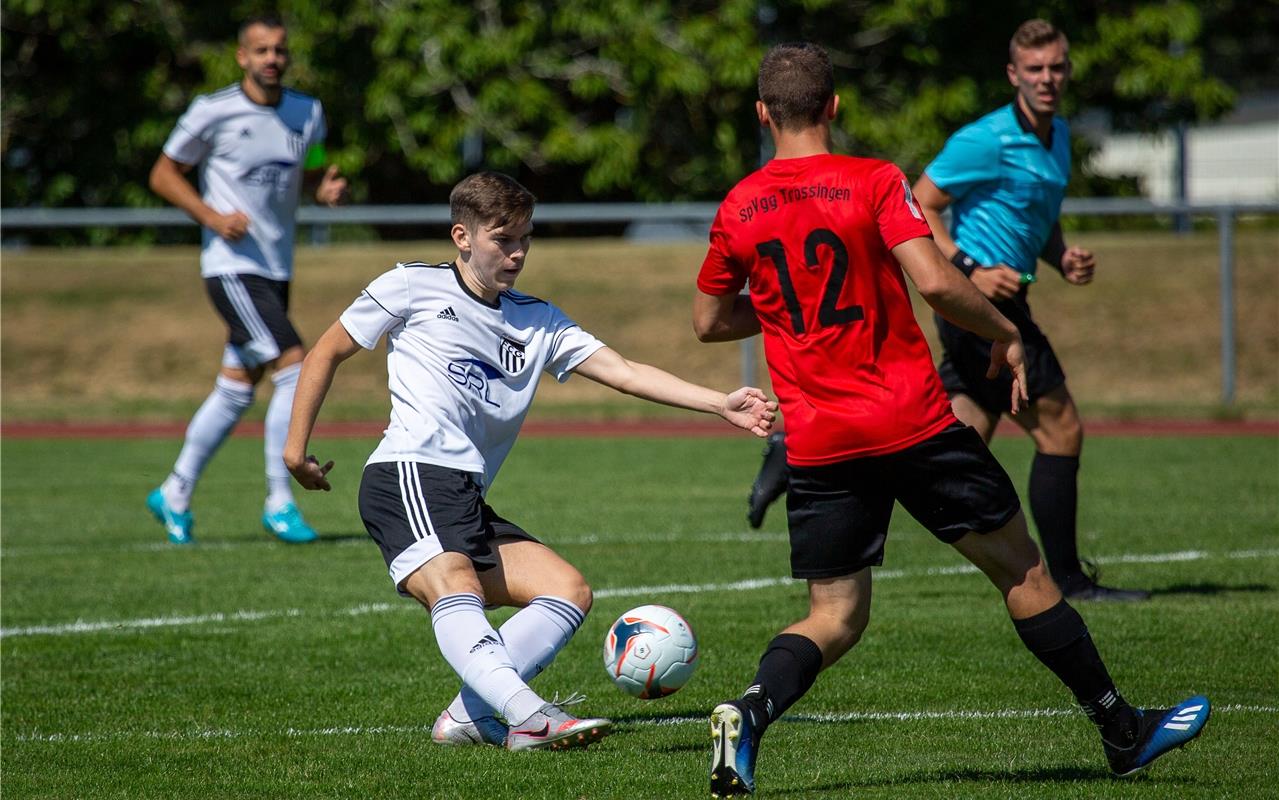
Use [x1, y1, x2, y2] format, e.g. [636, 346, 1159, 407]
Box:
[900, 177, 925, 221]
[499, 336, 527, 373]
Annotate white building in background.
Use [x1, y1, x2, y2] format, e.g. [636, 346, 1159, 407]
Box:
[1087, 92, 1279, 202]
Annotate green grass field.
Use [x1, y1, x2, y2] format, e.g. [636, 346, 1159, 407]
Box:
[2, 433, 1277, 798]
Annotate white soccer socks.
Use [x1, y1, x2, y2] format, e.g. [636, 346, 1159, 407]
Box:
[430, 593, 544, 725]
[264, 363, 301, 512]
[446, 595, 586, 724]
[165, 375, 255, 512]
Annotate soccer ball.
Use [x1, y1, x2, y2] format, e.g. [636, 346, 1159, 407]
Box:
[602, 604, 699, 699]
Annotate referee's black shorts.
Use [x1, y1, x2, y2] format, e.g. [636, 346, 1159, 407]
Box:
[934, 290, 1066, 414]
[785, 423, 1021, 579]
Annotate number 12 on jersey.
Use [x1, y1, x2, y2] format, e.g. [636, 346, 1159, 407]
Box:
[755, 227, 863, 335]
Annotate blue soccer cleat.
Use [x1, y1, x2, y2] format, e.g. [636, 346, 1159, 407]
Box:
[262, 502, 318, 543]
[710, 701, 759, 797]
[147, 487, 194, 545]
[1105, 694, 1211, 777]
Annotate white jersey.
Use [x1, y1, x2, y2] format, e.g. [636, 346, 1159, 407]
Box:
[340, 261, 606, 489]
[163, 84, 326, 281]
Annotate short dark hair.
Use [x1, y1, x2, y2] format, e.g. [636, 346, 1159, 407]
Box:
[239, 14, 286, 42]
[757, 42, 834, 131]
[450, 172, 536, 231]
[1009, 19, 1068, 62]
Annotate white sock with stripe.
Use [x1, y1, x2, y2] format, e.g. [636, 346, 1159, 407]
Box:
[447, 595, 586, 723]
[264, 363, 300, 512]
[164, 376, 254, 512]
[430, 593, 544, 726]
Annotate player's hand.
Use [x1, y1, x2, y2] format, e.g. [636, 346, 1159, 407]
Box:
[315, 165, 348, 207]
[1061, 246, 1095, 285]
[969, 264, 1023, 301]
[721, 387, 778, 437]
[210, 210, 251, 242]
[987, 336, 1029, 414]
[288, 454, 335, 491]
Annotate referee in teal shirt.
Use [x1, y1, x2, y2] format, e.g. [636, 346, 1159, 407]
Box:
[913, 18, 1148, 602]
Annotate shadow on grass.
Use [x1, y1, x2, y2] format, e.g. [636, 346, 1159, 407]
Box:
[770, 765, 1135, 795]
[1149, 582, 1272, 597]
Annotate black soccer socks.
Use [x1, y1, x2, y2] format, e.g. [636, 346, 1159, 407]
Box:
[740, 633, 824, 735]
[1012, 599, 1138, 743]
[1029, 452, 1082, 583]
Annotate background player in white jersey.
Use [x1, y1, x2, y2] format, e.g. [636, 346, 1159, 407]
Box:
[146, 15, 347, 545]
[284, 172, 777, 751]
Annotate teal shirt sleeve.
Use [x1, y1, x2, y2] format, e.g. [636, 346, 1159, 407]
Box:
[924, 124, 1001, 200]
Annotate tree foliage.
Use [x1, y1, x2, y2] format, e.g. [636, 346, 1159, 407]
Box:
[2, 0, 1265, 225]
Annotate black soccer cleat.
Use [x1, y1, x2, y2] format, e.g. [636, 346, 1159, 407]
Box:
[1061, 559, 1150, 602]
[747, 432, 789, 529]
[1104, 695, 1210, 776]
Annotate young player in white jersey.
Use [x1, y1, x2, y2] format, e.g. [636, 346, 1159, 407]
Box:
[284, 172, 777, 751]
[145, 15, 347, 545]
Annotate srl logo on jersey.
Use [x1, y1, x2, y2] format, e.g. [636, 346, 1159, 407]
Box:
[499, 336, 526, 373]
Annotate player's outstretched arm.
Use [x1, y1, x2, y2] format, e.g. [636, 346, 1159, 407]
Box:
[692, 291, 761, 342]
[894, 238, 1028, 412]
[284, 320, 363, 490]
[149, 154, 249, 241]
[573, 346, 777, 437]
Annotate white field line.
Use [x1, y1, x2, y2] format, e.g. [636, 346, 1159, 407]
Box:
[4, 547, 1278, 639]
[11, 704, 1276, 745]
[0, 531, 788, 558]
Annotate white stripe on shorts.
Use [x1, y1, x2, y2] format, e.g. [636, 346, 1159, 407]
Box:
[396, 462, 436, 541]
[220, 275, 277, 356]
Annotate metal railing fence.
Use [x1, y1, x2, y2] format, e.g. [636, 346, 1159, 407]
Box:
[4, 199, 1276, 405]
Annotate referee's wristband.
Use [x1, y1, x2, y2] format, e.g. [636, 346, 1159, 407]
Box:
[950, 249, 980, 276]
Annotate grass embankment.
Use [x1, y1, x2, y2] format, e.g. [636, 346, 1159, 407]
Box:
[2, 231, 1276, 422]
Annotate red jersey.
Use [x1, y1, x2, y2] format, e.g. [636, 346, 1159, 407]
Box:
[698, 154, 956, 466]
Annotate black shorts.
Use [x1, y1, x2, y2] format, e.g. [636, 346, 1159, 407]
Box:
[358, 461, 539, 595]
[785, 423, 1020, 579]
[934, 291, 1066, 414]
[205, 274, 302, 369]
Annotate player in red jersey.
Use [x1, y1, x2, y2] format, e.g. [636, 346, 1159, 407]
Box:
[694, 42, 1209, 797]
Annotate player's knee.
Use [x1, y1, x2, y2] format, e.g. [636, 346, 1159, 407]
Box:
[273, 345, 306, 370]
[815, 600, 870, 648]
[830, 610, 870, 658]
[573, 583, 593, 615]
[555, 575, 593, 614]
[1057, 413, 1083, 453]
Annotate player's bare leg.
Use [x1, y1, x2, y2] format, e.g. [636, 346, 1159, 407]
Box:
[948, 392, 1001, 443]
[781, 571, 872, 667]
[1011, 385, 1147, 601]
[950, 511, 1060, 619]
